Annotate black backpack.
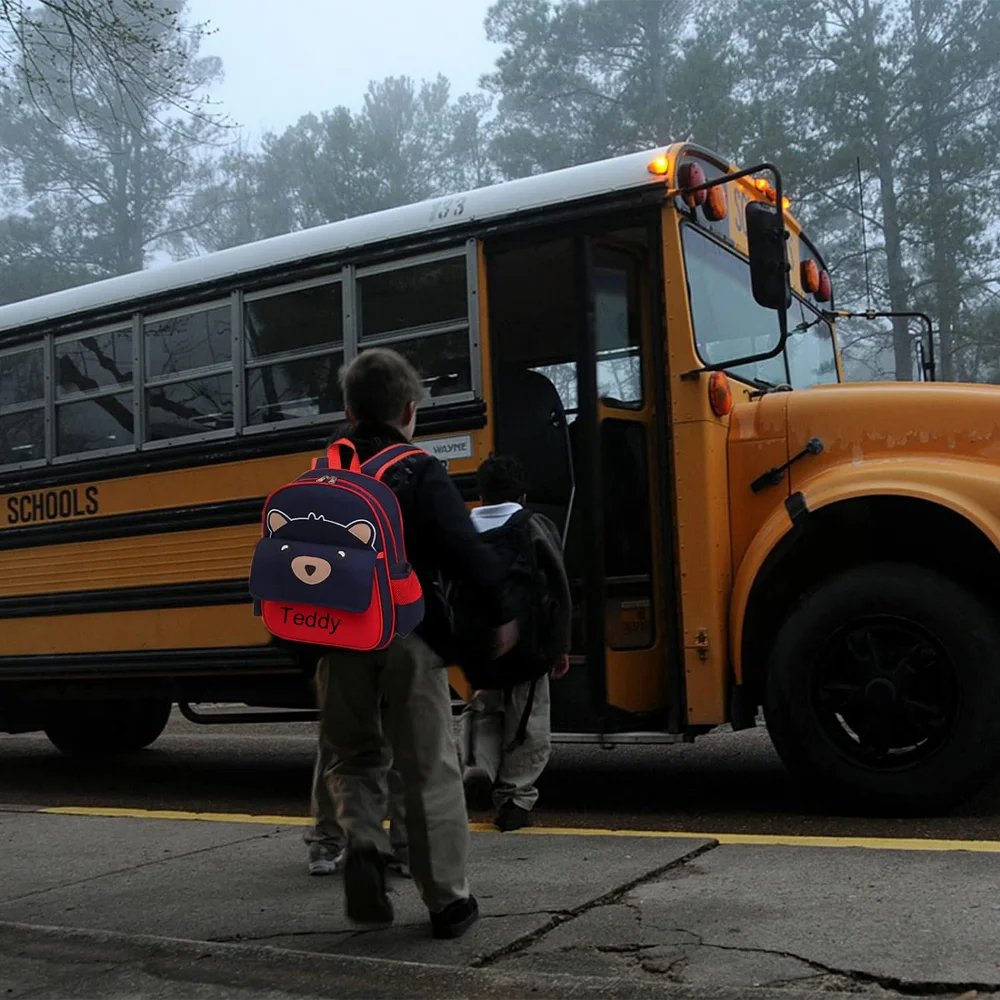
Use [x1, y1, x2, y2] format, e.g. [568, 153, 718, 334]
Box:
[449, 508, 554, 684]
[448, 507, 557, 752]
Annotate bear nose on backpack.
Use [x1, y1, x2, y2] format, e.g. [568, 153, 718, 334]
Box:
[291, 555, 332, 584]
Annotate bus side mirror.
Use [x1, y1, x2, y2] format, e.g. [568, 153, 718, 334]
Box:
[746, 201, 792, 312]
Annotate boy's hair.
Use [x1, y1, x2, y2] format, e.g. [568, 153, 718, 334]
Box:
[478, 454, 528, 505]
[338, 348, 425, 425]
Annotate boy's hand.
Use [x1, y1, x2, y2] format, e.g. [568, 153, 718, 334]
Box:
[551, 654, 570, 679]
[490, 620, 519, 659]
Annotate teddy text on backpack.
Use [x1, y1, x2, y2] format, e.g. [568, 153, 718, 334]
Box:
[249, 438, 424, 652]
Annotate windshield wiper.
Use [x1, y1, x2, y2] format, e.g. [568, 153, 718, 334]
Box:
[747, 375, 793, 398]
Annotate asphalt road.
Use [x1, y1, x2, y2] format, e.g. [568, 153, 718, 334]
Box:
[3, 710, 1000, 841]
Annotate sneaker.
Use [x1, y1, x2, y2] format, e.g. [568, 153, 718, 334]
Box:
[493, 802, 532, 832]
[307, 843, 345, 876]
[431, 895, 479, 939]
[463, 767, 493, 812]
[343, 846, 394, 925]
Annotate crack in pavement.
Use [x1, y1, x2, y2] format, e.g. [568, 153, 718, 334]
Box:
[0, 830, 279, 906]
[568, 925, 1000, 997]
[468, 838, 719, 969]
[694, 939, 1000, 997]
[207, 911, 569, 947]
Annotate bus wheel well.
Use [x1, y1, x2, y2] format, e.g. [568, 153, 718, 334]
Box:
[740, 495, 1000, 706]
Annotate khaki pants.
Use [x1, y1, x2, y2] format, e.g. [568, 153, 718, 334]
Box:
[316, 632, 469, 912]
[303, 728, 408, 859]
[459, 675, 552, 811]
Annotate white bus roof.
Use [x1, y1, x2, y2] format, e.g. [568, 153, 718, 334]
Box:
[0, 146, 672, 336]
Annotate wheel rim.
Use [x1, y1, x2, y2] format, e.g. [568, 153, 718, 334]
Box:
[810, 615, 960, 770]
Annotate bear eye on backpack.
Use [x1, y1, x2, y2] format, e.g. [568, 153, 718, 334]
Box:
[249, 438, 424, 651]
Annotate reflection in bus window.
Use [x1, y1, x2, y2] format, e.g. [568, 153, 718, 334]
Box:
[682, 226, 838, 389]
[0, 348, 44, 406]
[244, 283, 342, 360]
[358, 256, 466, 338]
[375, 330, 473, 399]
[146, 374, 233, 441]
[0, 409, 43, 464]
[57, 394, 133, 455]
[244, 281, 344, 426]
[57, 329, 132, 397]
[145, 306, 231, 378]
[246, 352, 344, 426]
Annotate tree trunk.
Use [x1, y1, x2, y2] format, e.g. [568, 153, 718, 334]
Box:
[864, 0, 912, 380]
[912, 0, 956, 381]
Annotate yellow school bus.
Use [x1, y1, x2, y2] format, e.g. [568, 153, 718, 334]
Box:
[1, 143, 998, 814]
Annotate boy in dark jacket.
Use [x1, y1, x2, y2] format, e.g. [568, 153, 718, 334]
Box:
[317, 347, 516, 940]
[460, 455, 572, 832]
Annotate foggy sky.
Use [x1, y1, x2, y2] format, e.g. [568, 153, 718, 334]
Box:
[192, 0, 499, 143]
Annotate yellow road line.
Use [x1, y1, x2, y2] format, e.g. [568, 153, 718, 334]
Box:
[42, 806, 313, 826]
[35, 805, 1000, 854]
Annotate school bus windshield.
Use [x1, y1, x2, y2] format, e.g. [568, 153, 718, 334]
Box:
[682, 223, 839, 389]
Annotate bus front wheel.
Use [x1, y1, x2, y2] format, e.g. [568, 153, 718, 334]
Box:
[764, 562, 1000, 815]
[43, 698, 172, 757]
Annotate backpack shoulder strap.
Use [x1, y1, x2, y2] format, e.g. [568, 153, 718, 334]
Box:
[361, 443, 425, 482]
[504, 678, 539, 753]
[313, 437, 362, 473]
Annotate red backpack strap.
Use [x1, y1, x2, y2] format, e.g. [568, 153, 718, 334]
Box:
[361, 443, 425, 482]
[324, 437, 363, 473]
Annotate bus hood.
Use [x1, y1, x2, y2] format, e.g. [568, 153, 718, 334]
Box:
[728, 379, 1000, 599]
[783, 381, 1000, 473]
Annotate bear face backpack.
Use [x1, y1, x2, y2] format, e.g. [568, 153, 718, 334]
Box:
[249, 438, 424, 652]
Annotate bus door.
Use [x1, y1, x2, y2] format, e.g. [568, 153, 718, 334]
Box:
[485, 222, 673, 736]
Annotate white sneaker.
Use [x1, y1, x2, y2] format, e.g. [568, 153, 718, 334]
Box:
[308, 844, 345, 876]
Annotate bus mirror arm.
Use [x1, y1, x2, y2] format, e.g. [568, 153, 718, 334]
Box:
[824, 309, 936, 382]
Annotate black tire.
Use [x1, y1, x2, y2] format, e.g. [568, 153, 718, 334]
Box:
[43, 698, 172, 757]
[764, 562, 1000, 815]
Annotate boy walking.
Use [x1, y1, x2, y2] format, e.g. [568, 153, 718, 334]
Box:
[459, 455, 571, 832]
[316, 348, 516, 939]
[304, 728, 409, 877]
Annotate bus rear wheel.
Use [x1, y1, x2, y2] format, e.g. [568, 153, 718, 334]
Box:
[43, 698, 172, 757]
[764, 562, 1000, 815]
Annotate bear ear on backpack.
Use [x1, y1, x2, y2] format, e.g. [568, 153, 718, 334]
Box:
[346, 520, 375, 546]
[267, 510, 289, 534]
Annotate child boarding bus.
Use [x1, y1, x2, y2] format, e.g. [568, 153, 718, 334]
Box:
[0, 143, 996, 815]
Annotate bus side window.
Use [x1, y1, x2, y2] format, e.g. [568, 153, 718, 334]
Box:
[356, 252, 474, 401]
[0, 346, 45, 464]
[244, 280, 344, 427]
[144, 305, 233, 441]
[55, 327, 134, 456]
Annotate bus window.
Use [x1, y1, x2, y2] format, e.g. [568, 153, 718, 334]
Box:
[682, 225, 838, 389]
[55, 327, 134, 456]
[145, 304, 231, 376]
[57, 394, 134, 455]
[0, 346, 44, 464]
[593, 262, 642, 407]
[358, 255, 466, 336]
[530, 254, 643, 413]
[57, 328, 132, 394]
[382, 330, 471, 398]
[244, 280, 344, 426]
[144, 303, 233, 440]
[357, 252, 473, 401]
